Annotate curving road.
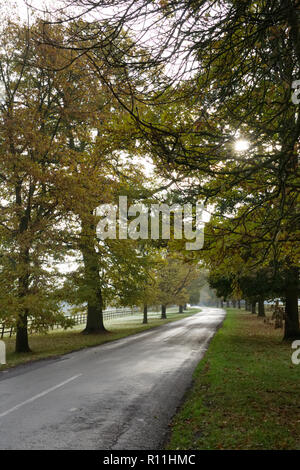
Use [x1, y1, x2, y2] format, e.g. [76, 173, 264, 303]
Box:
[0, 307, 225, 450]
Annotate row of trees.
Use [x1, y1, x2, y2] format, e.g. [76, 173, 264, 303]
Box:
[0, 17, 203, 352]
[203, 210, 299, 339]
[1, 0, 299, 351]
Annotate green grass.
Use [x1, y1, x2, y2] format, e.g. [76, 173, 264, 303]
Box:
[166, 308, 300, 450]
[0, 308, 200, 370]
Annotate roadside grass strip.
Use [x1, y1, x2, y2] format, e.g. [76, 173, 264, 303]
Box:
[166, 308, 300, 450]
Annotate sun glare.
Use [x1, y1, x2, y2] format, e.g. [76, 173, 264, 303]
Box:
[234, 139, 250, 152]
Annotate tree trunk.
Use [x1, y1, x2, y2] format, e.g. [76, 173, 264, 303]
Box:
[82, 290, 105, 334]
[251, 301, 256, 314]
[258, 297, 265, 317]
[16, 311, 31, 353]
[80, 215, 107, 334]
[16, 247, 31, 353]
[143, 304, 148, 324]
[183, 303, 187, 310]
[161, 304, 167, 319]
[179, 305, 184, 313]
[238, 300, 241, 309]
[284, 267, 300, 340]
[15, 185, 31, 353]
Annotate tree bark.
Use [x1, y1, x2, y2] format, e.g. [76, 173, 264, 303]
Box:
[161, 304, 167, 319]
[143, 304, 148, 324]
[80, 215, 107, 334]
[82, 288, 105, 334]
[238, 300, 241, 309]
[251, 301, 256, 314]
[258, 297, 265, 317]
[179, 305, 184, 313]
[16, 311, 31, 353]
[284, 268, 300, 340]
[16, 226, 31, 352]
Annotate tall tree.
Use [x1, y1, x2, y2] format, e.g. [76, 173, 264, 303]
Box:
[0, 21, 83, 351]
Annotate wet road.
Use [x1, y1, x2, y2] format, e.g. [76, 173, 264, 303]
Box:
[0, 307, 225, 450]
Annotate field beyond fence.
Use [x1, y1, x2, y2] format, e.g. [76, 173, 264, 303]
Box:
[0, 307, 141, 338]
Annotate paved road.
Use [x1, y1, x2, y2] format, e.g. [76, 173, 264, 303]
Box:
[0, 307, 225, 450]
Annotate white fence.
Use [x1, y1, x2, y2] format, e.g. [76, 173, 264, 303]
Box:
[0, 307, 140, 338]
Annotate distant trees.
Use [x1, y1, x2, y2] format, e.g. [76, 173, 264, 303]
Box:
[155, 253, 200, 315]
[187, 273, 206, 306]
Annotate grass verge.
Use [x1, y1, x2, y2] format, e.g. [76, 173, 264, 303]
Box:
[166, 308, 300, 450]
[0, 308, 200, 371]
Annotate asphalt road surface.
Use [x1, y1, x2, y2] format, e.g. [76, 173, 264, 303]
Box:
[0, 307, 225, 450]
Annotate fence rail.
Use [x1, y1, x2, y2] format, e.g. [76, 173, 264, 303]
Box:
[0, 307, 140, 339]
